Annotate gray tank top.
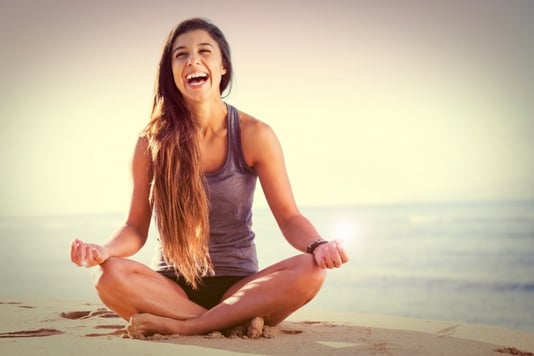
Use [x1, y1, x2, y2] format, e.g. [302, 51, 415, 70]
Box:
[154, 104, 259, 277]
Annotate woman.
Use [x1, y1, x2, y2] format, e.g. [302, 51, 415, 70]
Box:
[70, 17, 348, 338]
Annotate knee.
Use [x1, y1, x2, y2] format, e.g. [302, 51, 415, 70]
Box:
[293, 254, 327, 297]
[305, 254, 327, 288]
[92, 257, 129, 291]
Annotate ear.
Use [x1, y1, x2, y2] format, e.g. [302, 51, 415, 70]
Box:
[222, 67, 227, 75]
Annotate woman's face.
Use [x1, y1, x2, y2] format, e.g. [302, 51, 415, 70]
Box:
[171, 29, 227, 103]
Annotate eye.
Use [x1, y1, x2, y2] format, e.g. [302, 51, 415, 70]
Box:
[199, 48, 211, 55]
[175, 52, 188, 59]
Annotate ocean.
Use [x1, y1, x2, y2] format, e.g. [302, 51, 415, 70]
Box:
[1, 201, 533, 333]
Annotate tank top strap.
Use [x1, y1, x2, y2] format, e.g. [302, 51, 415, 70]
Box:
[226, 103, 254, 174]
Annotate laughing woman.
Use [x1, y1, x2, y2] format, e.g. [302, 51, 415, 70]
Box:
[70, 17, 348, 338]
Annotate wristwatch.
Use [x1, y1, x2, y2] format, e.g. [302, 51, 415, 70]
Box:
[306, 239, 328, 254]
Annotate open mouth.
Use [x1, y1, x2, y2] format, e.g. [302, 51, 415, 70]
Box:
[186, 72, 209, 85]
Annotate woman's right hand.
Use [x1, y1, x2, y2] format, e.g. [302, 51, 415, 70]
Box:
[70, 238, 110, 268]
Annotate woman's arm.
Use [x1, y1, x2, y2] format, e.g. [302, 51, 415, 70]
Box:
[70, 136, 153, 267]
[241, 113, 348, 269]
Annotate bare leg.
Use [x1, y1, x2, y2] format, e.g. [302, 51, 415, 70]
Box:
[92, 257, 206, 321]
[130, 254, 326, 336]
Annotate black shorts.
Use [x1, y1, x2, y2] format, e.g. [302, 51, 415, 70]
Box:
[160, 272, 246, 310]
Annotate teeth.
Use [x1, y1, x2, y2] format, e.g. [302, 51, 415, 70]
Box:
[186, 72, 208, 80]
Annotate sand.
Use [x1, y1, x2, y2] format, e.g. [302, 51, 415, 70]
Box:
[1, 298, 533, 356]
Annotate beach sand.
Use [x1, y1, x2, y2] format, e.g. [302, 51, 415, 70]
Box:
[1, 298, 533, 356]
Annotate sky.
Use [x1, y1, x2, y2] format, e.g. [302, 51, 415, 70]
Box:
[1, 0, 533, 216]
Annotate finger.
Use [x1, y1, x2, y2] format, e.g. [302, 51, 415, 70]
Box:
[328, 260, 338, 269]
[319, 245, 342, 269]
[85, 246, 95, 266]
[314, 253, 327, 269]
[336, 243, 349, 263]
[70, 239, 78, 264]
[323, 256, 336, 269]
[90, 247, 99, 264]
[331, 240, 348, 263]
[95, 246, 109, 264]
[91, 246, 105, 265]
[84, 245, 95, 267]
[331, 256, 342, 268]
[80, 244, 89, 267]
[326, 246, 343, 268]
[71, 239, 83, 265]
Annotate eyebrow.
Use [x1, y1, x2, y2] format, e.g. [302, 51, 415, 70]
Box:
[172, 42, 214, 53]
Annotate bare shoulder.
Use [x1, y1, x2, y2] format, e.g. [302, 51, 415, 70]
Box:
[135, 134, 150, 151]
[132, 135, 153, 176]
[133, 135, 151, 161]
[238, 110, 280, 167]
[238, 110, 275, 139]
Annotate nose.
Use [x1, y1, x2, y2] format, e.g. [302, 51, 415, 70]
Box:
[187, 53, 200, 66]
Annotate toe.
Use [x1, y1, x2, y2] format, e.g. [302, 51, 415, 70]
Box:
[247, 317, 264, 339]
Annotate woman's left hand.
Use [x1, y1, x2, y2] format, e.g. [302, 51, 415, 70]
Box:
[313, 240, 349, 269]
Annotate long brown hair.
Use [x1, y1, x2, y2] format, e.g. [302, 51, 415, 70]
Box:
[143, 18, 233, 288]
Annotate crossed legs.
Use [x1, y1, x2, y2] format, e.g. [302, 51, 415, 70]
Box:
[93, 254, 326, 337]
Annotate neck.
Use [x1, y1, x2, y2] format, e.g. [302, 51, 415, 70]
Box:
[187, 98, 228, 136]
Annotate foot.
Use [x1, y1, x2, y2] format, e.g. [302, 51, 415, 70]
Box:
[222, 316, 264, 339]
[127, 313, 180, 339]
[246, 316, 264, 339]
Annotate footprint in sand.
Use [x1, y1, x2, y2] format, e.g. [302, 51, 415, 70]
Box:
[435, 325, 458, 337]
[0, 303, 63, 338]
[60, 310, 91, 319]
[0, 301, 35, 309]
[0, 328, 64, 338]
[495, 347, 534, 356]
[59, 309, 125, 337]
[85, 325, 128, 337]
[302, 321, 336, 327]
[60, 309, 119, 320]
[279, 329, 303, 335]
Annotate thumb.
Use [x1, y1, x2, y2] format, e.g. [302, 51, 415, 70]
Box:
[92, 246, 109, 264]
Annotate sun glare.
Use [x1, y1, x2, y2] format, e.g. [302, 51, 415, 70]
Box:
[331, 220, 361, 248]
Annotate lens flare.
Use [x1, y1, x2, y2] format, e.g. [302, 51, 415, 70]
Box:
[331, 220, 360, 248]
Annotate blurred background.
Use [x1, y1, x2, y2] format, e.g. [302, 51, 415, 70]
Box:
[1, 0, 533, 216]
[1, 0, 533, 333]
